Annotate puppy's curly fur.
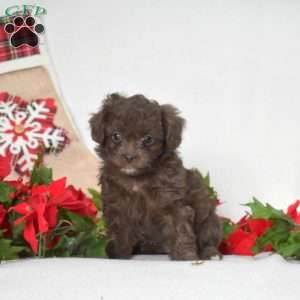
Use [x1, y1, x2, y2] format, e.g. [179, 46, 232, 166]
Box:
[90, 93, 222, 260]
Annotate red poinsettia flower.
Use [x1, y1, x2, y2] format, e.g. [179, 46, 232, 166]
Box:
[59, 185, 98, 217]
[4, 178, 29, 200]
[287, 200, 300, 224]
[239, 217, 273, 237]
[0, 152, 12, 180]
[220, 217, 273, 256]
[0, 203, 11, 237]
[215, 199, 222, 206]
[220, 228, 257, 255]
[9, 194, 48, 253]
[9, 177, 97, 253]
[0, 204, 7, 226]
[41, 178, 97, 218]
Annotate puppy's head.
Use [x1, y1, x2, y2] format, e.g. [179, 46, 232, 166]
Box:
[90, 93, 185, 176]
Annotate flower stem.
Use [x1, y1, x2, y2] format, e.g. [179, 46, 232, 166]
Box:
[43, 235, 47, 257]
[38, 234, 43, 257]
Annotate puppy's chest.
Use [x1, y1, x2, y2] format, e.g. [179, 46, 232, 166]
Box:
[106, 174, 185, 225]
[122, 180, 162, 221]
[126, 180, 158, 206]
[120, 176, 157, 197]
[120, 176, 185, 212]
[130, 182, 142, 194]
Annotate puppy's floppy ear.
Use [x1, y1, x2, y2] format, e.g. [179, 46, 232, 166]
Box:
[161, 104, 185, 150]
[89, 109, 105, 144]
[89, 94, 119, 144]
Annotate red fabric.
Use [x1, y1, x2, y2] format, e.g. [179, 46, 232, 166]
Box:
[0, 92, 69, 176]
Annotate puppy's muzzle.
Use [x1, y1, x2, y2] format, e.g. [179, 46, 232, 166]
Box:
[122, 153, 137, 163]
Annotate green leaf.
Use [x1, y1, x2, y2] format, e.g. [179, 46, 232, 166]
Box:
[203, 173, 210, 186]
[222, 218, 236, 238]
[85, 238, 107, 258]
[51, 220, 73, 236]
[199, 172, 218, 200]
[11, 221, 25, 240]
[0, 182, 15, 206]
[51, 212, 107, 258]
[245, 198, 294, 224]
[65, 211, 93, 232]
[278, 243, 300, 258]
[253, 219, 295, 256]
[88, 188, 102, 210]
[46, 235, 74, 257]
[31, 165, 53, 185]
[71, 229, 107, 258]
[96, 218, 107, 233]
[277, 230, 300, 259]
[0, 238, 25, 260]
[47, 228, 107, 258]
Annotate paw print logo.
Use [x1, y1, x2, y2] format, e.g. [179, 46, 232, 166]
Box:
[4, 16, 45, 48]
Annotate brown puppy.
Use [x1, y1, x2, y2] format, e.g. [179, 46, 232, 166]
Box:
[90, 93, 222, 260]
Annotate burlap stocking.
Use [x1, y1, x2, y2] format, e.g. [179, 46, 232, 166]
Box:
[0, 66, 98, 191]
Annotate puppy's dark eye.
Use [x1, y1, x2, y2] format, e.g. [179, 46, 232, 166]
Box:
[111, 132, 122, 144]
[142, 134, 154, 146]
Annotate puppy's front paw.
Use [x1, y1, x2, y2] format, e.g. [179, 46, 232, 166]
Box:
[106, 241, 133, 259]
[198, 246, 222, 260]
[171, 251, 199, 261]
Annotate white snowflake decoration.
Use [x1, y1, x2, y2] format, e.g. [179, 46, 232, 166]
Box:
[0, 94, 69, 175]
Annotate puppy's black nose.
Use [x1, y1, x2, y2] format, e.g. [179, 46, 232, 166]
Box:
[122, 154, 137, 162]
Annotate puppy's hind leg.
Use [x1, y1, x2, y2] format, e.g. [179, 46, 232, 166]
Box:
[185, 169, 223, 260]
[197, 212, 223, 260]
[164, 205, 199, 261]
